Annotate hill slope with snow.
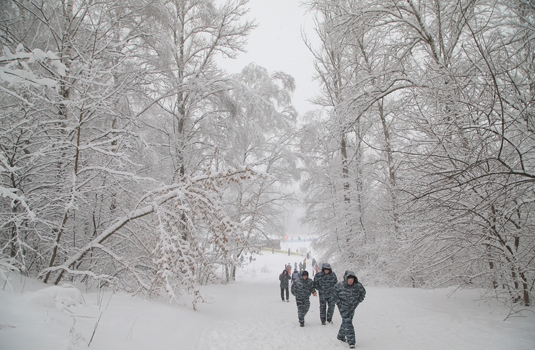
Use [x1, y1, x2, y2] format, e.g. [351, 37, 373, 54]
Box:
[1, 250, 534, 350]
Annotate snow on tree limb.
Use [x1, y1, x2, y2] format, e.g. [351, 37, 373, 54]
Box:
[0, 154, 35, 219]
[39, 167, 257, 289]
[0, 45, 66, 89]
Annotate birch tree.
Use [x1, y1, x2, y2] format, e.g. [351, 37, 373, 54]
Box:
[301, 1, 363, 265]
[301, 0, 407, 281]
[219, 63, 299, 280]
[136, 0, 254, 181]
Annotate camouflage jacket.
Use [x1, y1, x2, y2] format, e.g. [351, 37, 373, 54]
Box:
[291, 276, 316, 300]
[313, 263, 338, 298]
[333, 270, 366, 312]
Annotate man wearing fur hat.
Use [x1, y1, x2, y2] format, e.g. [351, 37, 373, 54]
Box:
[332, 270, 366, 349]
[290, 270, 317, 327]
[313, 262, 338, 325]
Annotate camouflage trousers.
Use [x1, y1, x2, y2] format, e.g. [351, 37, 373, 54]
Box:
[319, 295, 335, 322]
[337, 308, 356, 345]
[295, 298, 311, 323]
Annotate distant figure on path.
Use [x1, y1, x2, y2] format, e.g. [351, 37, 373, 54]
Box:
[279, 269, 291, 302]
[291, 269, 300, 283]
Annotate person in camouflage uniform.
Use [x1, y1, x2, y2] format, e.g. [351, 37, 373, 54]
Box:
[313, 262, 338, 325]
[290, 270, 317, 327]
[332, 270, 366, 349]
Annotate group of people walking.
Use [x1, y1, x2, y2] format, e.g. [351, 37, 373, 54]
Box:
[278, 262, 366, 348]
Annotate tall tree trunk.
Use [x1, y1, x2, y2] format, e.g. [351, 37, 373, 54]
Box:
[378, 99, 400, 238]
[43, 0, 75, 284]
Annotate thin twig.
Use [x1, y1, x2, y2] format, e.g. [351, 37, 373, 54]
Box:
[87, 312, 103, 347]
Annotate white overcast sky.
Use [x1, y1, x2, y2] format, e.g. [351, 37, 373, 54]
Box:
[217, 0, 320, 115]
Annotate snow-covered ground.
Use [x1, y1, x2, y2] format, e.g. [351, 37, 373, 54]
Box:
[1, 250, 534, 350]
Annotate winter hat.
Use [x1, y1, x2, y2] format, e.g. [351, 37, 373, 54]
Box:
[302, 270, 309, 277]
[321, 262, 332, 271]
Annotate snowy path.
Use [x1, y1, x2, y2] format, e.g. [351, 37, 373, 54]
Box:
[197, 281, 336, 349]
[191, 252, 534, 350]
[1, 251, 534, 350]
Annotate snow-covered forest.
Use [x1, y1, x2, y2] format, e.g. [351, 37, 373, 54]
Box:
[0, 0, 534, 315]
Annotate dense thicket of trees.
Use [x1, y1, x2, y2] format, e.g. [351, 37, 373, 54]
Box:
[0, 0, 297, 309]
[1, 0, 533, 310]
[301, 0, 534, 307]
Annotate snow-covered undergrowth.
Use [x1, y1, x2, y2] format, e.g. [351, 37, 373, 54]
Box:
[1, 251, 534, 350]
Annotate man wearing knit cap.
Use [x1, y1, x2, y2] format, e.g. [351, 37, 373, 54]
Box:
[332, 270, 366, 349]
[290, 270, 317, 327]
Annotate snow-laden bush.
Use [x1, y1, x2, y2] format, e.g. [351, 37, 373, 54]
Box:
[24, 284, 85, 310]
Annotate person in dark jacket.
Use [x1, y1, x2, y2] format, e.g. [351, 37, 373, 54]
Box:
[313, 262, 338, 325]
[332, 270, 366, 349]
[290, 270, 317, 327]
[279, 269, 291, 302]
